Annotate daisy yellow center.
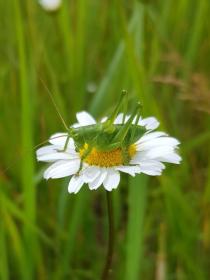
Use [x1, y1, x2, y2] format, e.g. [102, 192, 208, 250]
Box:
[79, 143, 137, 167]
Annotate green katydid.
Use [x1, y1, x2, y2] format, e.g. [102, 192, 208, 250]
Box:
[53, 90, 146, 168]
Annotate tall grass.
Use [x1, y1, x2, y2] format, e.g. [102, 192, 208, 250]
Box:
[0, 0, 210, 279]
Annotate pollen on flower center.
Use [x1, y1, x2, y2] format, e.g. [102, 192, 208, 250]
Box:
[79, 143, 137, 167]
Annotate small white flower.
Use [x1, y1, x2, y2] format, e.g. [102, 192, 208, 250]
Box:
[36, 111, 181, 194]
[39, 0, 62, 11]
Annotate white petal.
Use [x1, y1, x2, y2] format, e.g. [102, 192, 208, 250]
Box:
[82, 166, 101, 183]
[44, 159, 80, 179]
[136, 137, 180, 151]
[39, 0, 61, 11]
[136, 132, 168, 144]
[114, 113, 123, 124]
[36, 143, 79, 162]
[146, 146, 177, 158]
[103, 169, 120, 191]
[76, 111, 96, 126]
[71, 123, 80, 128]
[68, 175, 84, 194]
[138, 160, 165, 176]
[101, 116, 108, 123]
[36, 145, 57, 157]
[131, 146, 176, 163]
[130, 151, 149, 163]
[114, 113, 129, 124]
[88, 169, 107, 190]
[114, 114, 159, 130]
[49, 133, 67, 146]
[116, 165, 141, 176]
[37, 151, 76, 162]
[138, 117, 159, 130]
[156, 153, 182, 164]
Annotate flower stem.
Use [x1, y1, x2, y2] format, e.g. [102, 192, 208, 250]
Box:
[101, 191, 115, 280]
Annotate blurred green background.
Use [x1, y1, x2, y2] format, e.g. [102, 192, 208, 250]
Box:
[1, 0, 210, 279]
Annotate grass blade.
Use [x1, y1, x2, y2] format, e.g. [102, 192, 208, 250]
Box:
[125, 175, 148, 279]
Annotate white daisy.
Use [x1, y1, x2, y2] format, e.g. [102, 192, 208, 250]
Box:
[39, 0, 62, 11]
[36, 111, 181, 194]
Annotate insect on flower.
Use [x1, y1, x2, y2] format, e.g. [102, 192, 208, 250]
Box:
[36, 91, 181, 193]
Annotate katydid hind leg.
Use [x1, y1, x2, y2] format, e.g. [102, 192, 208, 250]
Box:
[130, 103, 142, 144]
[122, 90, 128, 124]
[103, 90, 128, 127]
[112, 102, 141, 143]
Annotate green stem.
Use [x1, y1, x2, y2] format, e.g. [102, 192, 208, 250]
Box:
[101, 191, 115, 280]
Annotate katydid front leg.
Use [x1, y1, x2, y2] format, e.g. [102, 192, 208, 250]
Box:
[77, 145, 93, 174]
[58, 128, 74, 152]
[58, 134, 71, 152]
